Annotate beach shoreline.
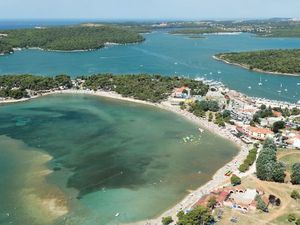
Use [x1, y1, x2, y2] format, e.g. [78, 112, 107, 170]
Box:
[0, 89, 250, 224]
[213, 55, 300, 77]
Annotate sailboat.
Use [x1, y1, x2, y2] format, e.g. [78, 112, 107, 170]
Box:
[258, 77, 262, 86]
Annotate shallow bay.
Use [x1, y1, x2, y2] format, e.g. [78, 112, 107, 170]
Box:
[0, 94, 238, 224]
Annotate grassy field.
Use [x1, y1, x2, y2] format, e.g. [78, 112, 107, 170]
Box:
[216, 174, 300, 225]
[278, 149, 300, 174]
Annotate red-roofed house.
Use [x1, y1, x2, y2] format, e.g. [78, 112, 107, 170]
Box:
[246, 126, 274, 140]
[236, 125, 274, 141]
[172, 86, 191, 99]
[273, 111, 282, 117]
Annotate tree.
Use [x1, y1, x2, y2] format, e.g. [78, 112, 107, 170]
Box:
[260, 104, 267, 110]
[207, 196, 217, 209]
[239, 164, 248, 173]
[208, 112, 213, 122]
[55, 74, 72, 88]
[162, 216, 173, 225]
[263, 138, 277, 149]
[231, 175, 241, 186]
[287, 214, 296, 222]
[255, 195, 268, 212]
[250, 120, 256, 127]
[272, 121, 285, 133]
[272, 162, 286, 183]
[222, 110, 231, 118]
[291, 163, 300, 185]
[256, 139, 286, 183]
[268, 195, 277, 205]
[256, 147, 277, 181]
[291, 190, 300, 200]
[176, 206, 214, 225]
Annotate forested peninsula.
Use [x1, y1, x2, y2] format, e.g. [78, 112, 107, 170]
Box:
[0, 74, 209, 102]
[0, 25, 145, 54]
[214, 49, 300, 76]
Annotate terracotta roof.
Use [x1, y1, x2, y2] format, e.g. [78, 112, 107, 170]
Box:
[247, 126, 274, 135]
[240, 108, 256, 113]
[272, 111, 282, 117]
[175, 86, 190, 93]
[216, 191, 229, 202]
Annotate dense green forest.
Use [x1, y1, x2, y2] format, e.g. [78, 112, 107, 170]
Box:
[0, 74, 72, 99]
[0, 74, 209, 102]
[215, 49, 300, 75]
[0, 25, 145, 54]
[81, 74, 209, 102]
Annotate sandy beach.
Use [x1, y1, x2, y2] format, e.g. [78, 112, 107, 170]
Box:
[0, 89, 251, 224]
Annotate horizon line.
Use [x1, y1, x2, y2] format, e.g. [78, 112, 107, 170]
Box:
[0, 17, 295, 22]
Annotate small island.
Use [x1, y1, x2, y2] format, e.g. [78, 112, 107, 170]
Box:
[0, 25, 145, 55]
[214, 49, 300, 76]
[169, 28, 235, 35]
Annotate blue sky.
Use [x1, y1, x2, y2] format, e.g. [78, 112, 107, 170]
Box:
[0, 0, 300, 20]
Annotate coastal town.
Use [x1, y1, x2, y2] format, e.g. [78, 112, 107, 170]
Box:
[1, 74, 299, 224]
[161, 78, 300, 225]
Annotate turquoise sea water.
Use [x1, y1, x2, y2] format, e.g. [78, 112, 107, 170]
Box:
[0, 94, 238, 225]
[0, 32, 299, 102]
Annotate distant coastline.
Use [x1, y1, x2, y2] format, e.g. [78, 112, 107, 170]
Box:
[1, 41, 140, 55]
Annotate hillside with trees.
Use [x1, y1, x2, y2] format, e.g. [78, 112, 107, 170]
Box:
[0, 25, 145, 54]
[215, 49, 300, 75]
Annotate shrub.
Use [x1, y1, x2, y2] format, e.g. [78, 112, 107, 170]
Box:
[287, 214, 296, 222]
[275, 198, 281, 206]
[291, 163, 300, 185]
[291, 190, 300, 200]
[238, 148, 257, 173]
[255, 195, 268, 212]
[207, 196, 217, 209]
[239, 164, 249, 173]
[272, 121, 285, 133]
[177, 206, 214, 225]
[231, 175, 241, 186]
[162, 216, 173, 225]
